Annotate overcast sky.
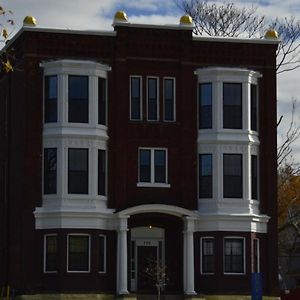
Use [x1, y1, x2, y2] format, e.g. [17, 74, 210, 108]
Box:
[2, 0, 300, 163]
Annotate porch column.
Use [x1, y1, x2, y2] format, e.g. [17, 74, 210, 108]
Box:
[183, 217, 196, 295]
[117, 216, 129, 295]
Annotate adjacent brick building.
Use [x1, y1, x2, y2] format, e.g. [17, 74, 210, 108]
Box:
[0, 12, 280, 299]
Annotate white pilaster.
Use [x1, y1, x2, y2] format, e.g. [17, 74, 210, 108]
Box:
[183, 217, 197, 295]
[117, 216, 129, 295]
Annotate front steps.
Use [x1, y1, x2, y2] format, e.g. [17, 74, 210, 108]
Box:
[14, 294, 280, 300]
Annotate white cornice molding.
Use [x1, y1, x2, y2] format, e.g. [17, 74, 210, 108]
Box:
[195, 213, 270, 233]
[40, 59, 111, 75]
[34, 204, 269, 233]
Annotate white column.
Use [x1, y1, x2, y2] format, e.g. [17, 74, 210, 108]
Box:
[183, 217, 196, 295]
[117, 216, 129, 295]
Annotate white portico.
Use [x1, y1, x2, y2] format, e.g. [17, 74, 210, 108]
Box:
[116, 204, 198, 295]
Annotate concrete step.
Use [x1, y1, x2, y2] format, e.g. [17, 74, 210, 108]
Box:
[136, 295, 184, 300]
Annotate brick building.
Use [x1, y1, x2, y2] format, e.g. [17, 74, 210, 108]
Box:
[0, 12, 279, 299]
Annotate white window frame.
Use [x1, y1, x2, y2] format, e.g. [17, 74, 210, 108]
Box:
[147, 76, 159, 121]
[43, 234, 58, 273]
[67, 234, 91, 273]
[223, 237, 246, 275]
[130, 75, 143, 121]
[98, 234, 107, 274]
[200, 237, 215, 275]
[137, 147, 170, 188]
[253, 238, 260, 273]
[163, 77, 176, 122]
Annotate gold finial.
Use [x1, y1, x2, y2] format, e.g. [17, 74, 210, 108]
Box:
[265, 29, 278, 39]
[114, 11, 128, 23]
[180, 15, 193, 26]
[23, 16, 37, 26]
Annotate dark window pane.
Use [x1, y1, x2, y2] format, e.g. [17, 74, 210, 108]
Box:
[199, 83, 212, 129]
[44, 148, 57, 194]
[251, 155, 258, 200]
[98, 150, 106, 196]
[154, 150, 166, 183]
[223, 83, 242, 129]
[199, 154, 212, 198]
[45, 76, 57, 123]
[202, 238, 214, 273]
[99, 235, 106, 272]
[68, 76, 88, 123]
[98, 78, 106, 125]
[45, 235, 57, 272]
[164, 79, 175, 121]
[253, 239, 259, 272]
[223, 154, 242, 198]
[68, 236, 89, 272]
[251, 84, 258, 131]
[68, 148, 88, 194]
[130, 77, 141, 120]
[224, 239, 244, 273]
[147, 78, 158, 120]
[140, 150, 151, 182]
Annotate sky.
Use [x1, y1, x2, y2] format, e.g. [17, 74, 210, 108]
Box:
[1, 0, 300, 164]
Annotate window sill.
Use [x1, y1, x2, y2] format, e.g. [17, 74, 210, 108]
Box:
[137, 182, 171, 188]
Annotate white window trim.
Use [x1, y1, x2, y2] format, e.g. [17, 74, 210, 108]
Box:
[130, 75, 143, 121]
[147, 76, 159, 121]
[223, 237, 246, 275]
[43, 234, 58, 273]
[163, 77, 176, 122]
[67, 234, 91, 273]
[253, 238, 260, 273]
[137, 147, 170, 187]
[98, 234, 107, 274]
[200, 237, 214, 275]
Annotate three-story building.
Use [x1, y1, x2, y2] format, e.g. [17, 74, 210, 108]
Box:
[0, 12, 279, 299]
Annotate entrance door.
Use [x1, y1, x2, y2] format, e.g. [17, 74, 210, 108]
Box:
[137, 246, 157, 292]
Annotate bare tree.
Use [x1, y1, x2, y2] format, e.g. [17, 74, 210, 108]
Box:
[277, 98, 300, 171]
[179, 0, 265, 38]
[0, 4, 14, 72]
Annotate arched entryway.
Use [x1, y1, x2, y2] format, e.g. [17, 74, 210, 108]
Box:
[129, 213, 183, 293]
[115, 204, 198, 296]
